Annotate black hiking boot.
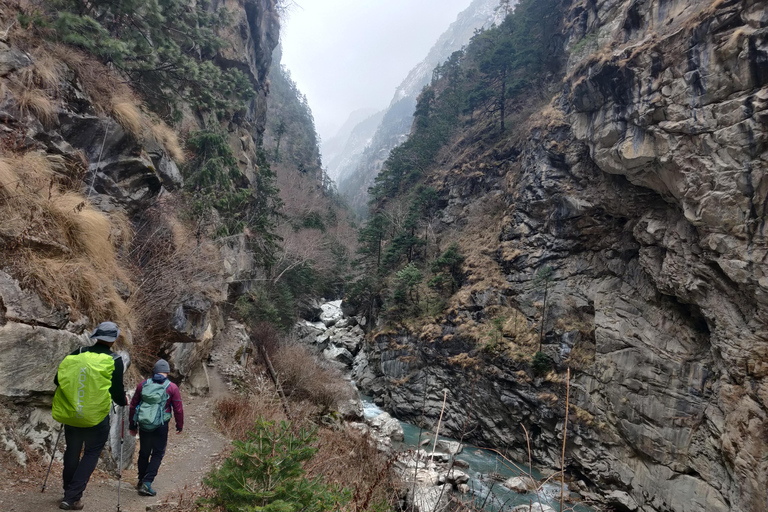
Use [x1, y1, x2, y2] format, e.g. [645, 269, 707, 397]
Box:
[59, 500, 84, 510]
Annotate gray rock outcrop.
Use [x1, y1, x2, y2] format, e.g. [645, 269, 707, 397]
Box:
[0, 322, 87, 404]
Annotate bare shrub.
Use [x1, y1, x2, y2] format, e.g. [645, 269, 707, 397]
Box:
[127, 198, 223, 369]
[271, 342, 354, 413]
[308, 427, 399, 512]
[9, 85, 57, 126]
[214, 393, 284, 441]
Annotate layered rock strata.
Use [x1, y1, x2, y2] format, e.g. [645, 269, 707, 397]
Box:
[359, 1, 768, 512]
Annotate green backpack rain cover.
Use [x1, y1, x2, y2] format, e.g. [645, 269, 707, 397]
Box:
[52, 349, 115, 428]
[134, 379, 171, 431]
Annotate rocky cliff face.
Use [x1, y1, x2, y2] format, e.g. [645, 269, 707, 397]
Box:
[0, 0, 279, 464]
[358, 1, 768, 511]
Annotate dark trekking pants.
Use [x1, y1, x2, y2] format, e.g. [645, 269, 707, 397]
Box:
[137, 423, 169, 484]
[62, 415, 110, 502]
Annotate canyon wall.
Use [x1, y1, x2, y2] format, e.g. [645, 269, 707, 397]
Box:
[358, 1, 768, 511]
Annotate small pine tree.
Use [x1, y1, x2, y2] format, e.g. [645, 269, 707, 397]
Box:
[204, 418, 351, 512]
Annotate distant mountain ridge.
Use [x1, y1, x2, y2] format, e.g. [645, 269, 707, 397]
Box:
[331, 0, 510, 215]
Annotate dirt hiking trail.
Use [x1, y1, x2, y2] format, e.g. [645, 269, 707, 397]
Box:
[0, 369, 229, 512]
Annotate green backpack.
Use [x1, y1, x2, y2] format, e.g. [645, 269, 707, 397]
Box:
[134, 379, 172, 431]
[52, 349, 116, 428]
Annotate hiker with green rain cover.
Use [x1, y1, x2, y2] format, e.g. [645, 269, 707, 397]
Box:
[52, 321, 128, 511]
[129, 359, 184, 497]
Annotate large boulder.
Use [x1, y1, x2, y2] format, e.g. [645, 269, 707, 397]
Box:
[296, 297, 323, 321]
[368, 411, 404, 442]
[435, 439, 463, 455]
[0, 271, 69, 328]
[408, 485, 450, 512]
[503, 476, 538, 493]
[0, 42, 31, 76]
[322, 345, 354, 366]
[329, 325, 364, 355]
[606, 490, 639, 511]
[108, 397, 136, 471]
[0, 322, 87, 404]
[337, 397, 364, 421]
[319, 300, 343, 327]
[58, 114, 164, 215]
[294, 320, 326, 344]
[439, 468, 470, 485]
[170, 294, 216, 343]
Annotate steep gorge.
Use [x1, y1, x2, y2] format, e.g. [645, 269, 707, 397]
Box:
[354, 1, 768, 511]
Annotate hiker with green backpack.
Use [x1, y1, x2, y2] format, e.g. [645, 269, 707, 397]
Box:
[128, 359, 184, 497]
[52, 321, 128, 511]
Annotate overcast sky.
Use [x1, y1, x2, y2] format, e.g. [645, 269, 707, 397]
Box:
[280, 0, 474, 142]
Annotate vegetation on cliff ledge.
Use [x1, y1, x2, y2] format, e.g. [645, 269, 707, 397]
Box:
[352, 0, 565, 336]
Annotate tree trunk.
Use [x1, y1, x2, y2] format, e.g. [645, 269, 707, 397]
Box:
[539, 281, 548, 352]
[499, 66, 507, 133]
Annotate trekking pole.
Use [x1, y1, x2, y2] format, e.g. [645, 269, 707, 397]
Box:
[117, 406, 124, 512]
[41, 424, 64, 493]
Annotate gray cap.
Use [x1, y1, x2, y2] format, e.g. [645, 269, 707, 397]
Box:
[90, 321, 120, 342]
[153, 359, 170, 374]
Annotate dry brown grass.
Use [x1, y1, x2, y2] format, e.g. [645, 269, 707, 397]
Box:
[308, 427, 399, 512]
[0, 150, 134, 327]
[9, 86, 57, 126]
[215, 392, 287, 440]
[538, 392, 559, 404]
[46, 44, 127, 116]
[271, 343, 355, 413]
[569, 404, 595, 426]
[16, 47, 63, 92]
[719, 27, 755, 58]
[112, 98, 143, 139]
[564, 340, 596, 370]
[448, 352, 480, 370]
[150, 121, 185, 162]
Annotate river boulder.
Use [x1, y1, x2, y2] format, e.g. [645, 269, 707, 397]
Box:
[319, 300, 343, 327]
[503, 476, 538, 493]
[368, 411, 404, 442]
[322, 345, 354, 366]
[439, 468, 470, 486]
[408, 485, 450, 512]
[435, 439, 463, 455]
